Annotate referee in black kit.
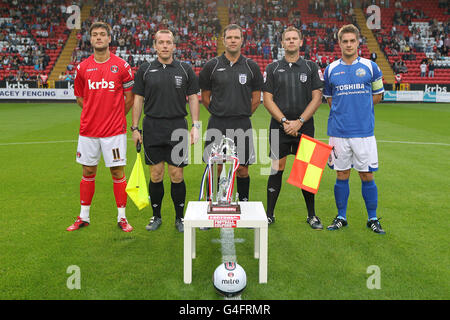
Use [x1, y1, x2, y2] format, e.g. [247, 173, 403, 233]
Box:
[131, 30, 200, 233]
[199, 24, 264, 202]
[263, 26, 324, 229]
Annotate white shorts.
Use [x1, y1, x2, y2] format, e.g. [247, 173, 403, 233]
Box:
[76, 134, 127, 167]
[327, 136, 378, 172]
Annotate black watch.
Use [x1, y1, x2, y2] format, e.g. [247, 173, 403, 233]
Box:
[280, 117, 287, 124]
[130, 126, 139, 132]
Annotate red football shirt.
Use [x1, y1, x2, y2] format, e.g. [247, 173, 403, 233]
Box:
[74, 53, 134, 137]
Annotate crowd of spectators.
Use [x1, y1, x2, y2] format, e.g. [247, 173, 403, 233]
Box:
[3, 0, 449, 83]
[228, 0, 284, 59]
[308, 0, 359, 22]
[72, 0, 363, 76]
[373, 0, 450, 79]
[229, 0, 359, 66]
[3, 0, 364, 81]
[0, 0, 76, 81]
[71, 0, 220, 70]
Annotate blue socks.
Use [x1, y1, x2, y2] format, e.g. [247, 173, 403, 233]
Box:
[334, 178, 378, 221]
[362, 180, 378, 220]
[334, 179, 349, 220]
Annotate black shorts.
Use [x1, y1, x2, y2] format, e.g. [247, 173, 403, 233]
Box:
[269, 117, 315, 160]
[203, 115, 256, 166]
[142, 116, 189, 167]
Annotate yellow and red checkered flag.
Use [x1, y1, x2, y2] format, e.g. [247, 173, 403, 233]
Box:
[287, 134, 332, 194]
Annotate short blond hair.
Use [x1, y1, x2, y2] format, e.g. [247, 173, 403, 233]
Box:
[338, 24, 360, 42]
[282, 26, 302, 41]
[154, 29, 175, 44]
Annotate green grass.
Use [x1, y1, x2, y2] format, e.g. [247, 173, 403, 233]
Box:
[0, 102, 449, 300]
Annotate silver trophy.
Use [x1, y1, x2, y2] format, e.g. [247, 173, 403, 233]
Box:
[206, 136, 241, 214]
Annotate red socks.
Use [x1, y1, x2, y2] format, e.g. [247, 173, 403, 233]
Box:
[80, 174, 127, 208]
[113, 175, 127, 208]
[80, 174, 96, 206]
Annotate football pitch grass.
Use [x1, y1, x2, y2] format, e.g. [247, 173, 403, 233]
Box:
[0, 101, 449, 300]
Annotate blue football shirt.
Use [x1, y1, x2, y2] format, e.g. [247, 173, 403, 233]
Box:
[323, 57, 384, 138]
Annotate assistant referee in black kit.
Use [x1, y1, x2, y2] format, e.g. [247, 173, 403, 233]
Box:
[263, 26, 324, 229]
[199, 24, 264, 202]
[131, 30, 200, 233]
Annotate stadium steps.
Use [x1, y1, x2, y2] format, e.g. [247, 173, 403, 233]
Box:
[216, 1, 229, 55]
[354, 8, 395, 85]
[49, 4, 93, 82]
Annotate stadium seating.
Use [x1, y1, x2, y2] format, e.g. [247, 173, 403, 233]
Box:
[67, 0, 220, 76]
[233, 0, 368, 74]
[0, 2, 71, 81]
[1, 0, 448, 84]
[373, 0, 450, 84]
[65, 0, 367, 77]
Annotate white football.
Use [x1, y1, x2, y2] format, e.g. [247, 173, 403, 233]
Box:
[213, 261, 247, 297]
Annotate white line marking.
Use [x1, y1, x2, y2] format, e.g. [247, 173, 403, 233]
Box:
[316, 138, 450, 147]
[0, 140, 78, 146]
[211, 238, 245, 244]
[1, 138, 449, 147]
[377, 140, 450, 146]
[213, 228, 243, 300]
[219, 228, 238, 263]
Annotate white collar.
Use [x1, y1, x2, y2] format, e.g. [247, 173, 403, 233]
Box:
[340, 56, 360, 65]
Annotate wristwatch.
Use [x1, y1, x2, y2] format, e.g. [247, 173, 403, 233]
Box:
[130, 126, 139, 132]
[298, 116, 305, 124]
[280, 117, 287, 124]
[192, 123, 201, 129]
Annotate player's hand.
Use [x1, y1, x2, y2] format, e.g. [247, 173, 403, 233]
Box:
[190, 127, 199, 145]
[132, 130, 142, 147]
[283, 120, 301, 137]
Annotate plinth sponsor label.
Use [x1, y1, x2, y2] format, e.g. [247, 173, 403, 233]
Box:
[208, 215, 240, 228]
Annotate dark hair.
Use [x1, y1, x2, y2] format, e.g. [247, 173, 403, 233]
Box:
[222, 24, 243, 38]
[89, 22, 112, 36]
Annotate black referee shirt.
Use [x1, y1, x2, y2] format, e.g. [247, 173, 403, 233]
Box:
[263, 57, 323, 120]
[133, 59, 199, 118]
[199, 54, 263, 118]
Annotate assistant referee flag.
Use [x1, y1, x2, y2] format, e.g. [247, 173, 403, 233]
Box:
[287, 134, 332, 194]
[126, 152, 149, 210]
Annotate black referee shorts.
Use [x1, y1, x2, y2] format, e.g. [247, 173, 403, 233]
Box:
[269, 117, 315, 160]
[203, 115, 256, 166]
[142, 116, 189, 167]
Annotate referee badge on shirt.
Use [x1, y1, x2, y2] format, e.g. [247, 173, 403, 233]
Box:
[299, 73, 308, 83]
[239, 73, 247, 85]
[174, 75, 183, 88]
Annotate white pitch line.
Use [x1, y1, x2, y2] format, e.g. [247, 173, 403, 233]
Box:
[213, 228, 243, 300]
[315, 138, 450, 147]
[0, 138, 137, 146]
[219, 228, 238, 263]
[377, 140, 450, 146]
[0, 140, 78, 146]
[1, 138, 449, 147]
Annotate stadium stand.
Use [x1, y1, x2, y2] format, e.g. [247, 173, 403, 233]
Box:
[65, 0, 221, 77]
[63, 0, 370, 78]
[371, 0, 450, 84]
[0, 0, 76, 84]
[230, 0, 367, 76]
[1, 0, 448, 86]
